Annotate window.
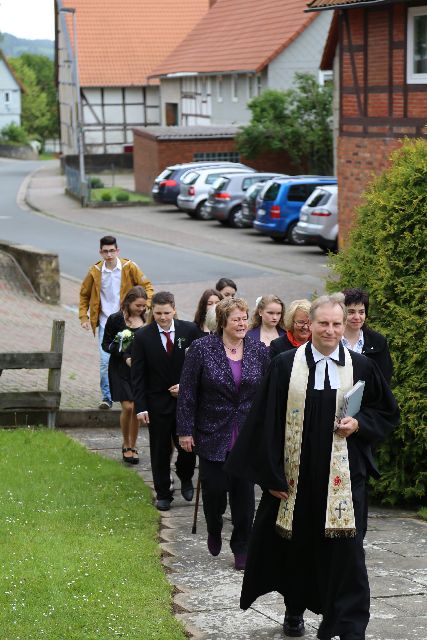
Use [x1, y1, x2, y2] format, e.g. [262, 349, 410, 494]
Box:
[5, 91, 10, 103]
[407, 7, 427, 83]
[264, 182, 281, 201]
[256, 74, 262, 96]
[231, 75, 238, 102]
[181, 171, 200, 185]
[217, 75, 223, 102]
[287, 184, 316, 202]
[242, 177, 257, 191]
[193, 151, 241, 162]
[306, 189, 332, 208]
[247, 75, 254, 99]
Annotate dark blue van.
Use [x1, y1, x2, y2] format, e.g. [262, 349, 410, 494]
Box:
[254, 176, 337, 243]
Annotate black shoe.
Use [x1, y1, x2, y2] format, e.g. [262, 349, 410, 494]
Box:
[130, 448, 139, 465]
[155, 498, 172, 511]
[283, 613, 305, 637]
[180, 480, 194, 502]
[122, 447, 134, 464]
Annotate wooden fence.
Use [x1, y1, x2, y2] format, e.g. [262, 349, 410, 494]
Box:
[0, 320, 65, 428]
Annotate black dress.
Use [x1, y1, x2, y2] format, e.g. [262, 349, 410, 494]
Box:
[102, 311, 142, 402]
[225, 343, 399, 640]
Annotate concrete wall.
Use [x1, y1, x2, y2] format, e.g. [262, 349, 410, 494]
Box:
[0, 144, 38, 160]
[0, 241, 60, 304]
[268, 13, 333, 90]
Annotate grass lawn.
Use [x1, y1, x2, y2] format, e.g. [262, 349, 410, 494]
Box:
[0, 429, 186, 640]
[418, 507, 427, 520]
[90, 187, 151, 204]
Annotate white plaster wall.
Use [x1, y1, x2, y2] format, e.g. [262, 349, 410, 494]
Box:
[211, 71, 267, 125]
[0, 60, 21, 128]
[57, 11, 78, 155]
[268, 12, 333, 90]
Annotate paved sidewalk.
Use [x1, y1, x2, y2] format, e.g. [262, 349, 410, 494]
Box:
[63, 426, 427, 640]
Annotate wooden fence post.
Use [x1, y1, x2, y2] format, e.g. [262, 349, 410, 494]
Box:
[47, 320, 65, 428]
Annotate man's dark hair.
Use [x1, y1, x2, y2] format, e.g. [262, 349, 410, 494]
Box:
[152, 291, 175, 307]
[100, 235, 117, 249]
[342, 288, 370, 317]
[215, 277, 237, 292]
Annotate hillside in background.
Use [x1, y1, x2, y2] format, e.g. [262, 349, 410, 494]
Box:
[0, 33, 54, 59]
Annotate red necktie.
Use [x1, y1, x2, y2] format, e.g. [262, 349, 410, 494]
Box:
[163, 331, 173, 355]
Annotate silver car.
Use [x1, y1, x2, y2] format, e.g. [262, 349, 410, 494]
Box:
[295, 185, 338, 252]
[177, 165, 254, 219]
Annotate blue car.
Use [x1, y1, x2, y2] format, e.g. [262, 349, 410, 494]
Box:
[253, 176, 337, 244]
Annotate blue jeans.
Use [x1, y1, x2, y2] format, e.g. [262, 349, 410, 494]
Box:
[98, 325, 111, 402]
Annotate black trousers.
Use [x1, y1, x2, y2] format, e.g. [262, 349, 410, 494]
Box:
[199, 455, 255, 554]
[148, 412, 196, 500]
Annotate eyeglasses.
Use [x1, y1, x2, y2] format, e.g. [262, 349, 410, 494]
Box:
[101, 249, 117, 255]
[294, 320, 309, 328]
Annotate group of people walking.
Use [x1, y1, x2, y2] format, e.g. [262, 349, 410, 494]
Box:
[79, 236, 399, 640]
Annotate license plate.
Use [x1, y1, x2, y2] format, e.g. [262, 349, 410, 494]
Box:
[257, 208, 265, 217]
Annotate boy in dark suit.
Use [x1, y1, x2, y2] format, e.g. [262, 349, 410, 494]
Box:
[131, 291, 200, 510]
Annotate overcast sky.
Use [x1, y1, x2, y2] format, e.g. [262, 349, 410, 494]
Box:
[0, 0, 55, 40]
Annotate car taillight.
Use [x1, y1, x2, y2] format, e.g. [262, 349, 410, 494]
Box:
[160, 179, 177, 187]
[270, 205, 281, 218]
[188, 186, 195, 196]
[215, 192, 231, 200]
[311, 210, 331, 217]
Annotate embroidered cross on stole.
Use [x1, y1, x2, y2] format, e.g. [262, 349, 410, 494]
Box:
[276, 345, 356, 539]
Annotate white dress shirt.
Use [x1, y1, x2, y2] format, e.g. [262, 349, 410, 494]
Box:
[311, 343, 341, 390]
[99, 259, 122, 328]
[342, 331, 364, 354]
[157, 320, 175, 351]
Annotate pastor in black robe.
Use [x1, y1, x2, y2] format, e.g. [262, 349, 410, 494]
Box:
[225, 342, 399, 640]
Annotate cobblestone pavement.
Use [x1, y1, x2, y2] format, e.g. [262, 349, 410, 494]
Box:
[64, 427, 427, 640]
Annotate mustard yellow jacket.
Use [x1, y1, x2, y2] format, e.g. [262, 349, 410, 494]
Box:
[79, 258, 154, 334]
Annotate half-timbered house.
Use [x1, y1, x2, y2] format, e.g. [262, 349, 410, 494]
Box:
[307, 0, 427, 243]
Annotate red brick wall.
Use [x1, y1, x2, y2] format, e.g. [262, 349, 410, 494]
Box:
[132, 129, 303, 194]
[337, 136, 402, 246]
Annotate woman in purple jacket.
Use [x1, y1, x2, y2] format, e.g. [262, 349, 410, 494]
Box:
[177, 297, 269, 571]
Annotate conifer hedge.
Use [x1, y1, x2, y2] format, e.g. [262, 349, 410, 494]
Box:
[327, 139, 427, 506]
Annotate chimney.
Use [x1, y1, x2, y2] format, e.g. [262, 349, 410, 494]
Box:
[209, 0, 218, 7]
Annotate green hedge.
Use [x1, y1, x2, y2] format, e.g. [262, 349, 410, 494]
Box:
[327, 138, 427, 506]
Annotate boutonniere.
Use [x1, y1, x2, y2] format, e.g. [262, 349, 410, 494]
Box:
[177, 337, 186, 349]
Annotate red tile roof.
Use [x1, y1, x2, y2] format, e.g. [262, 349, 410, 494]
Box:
[58, 0, 210, 87]
[150, 0, 318, 77]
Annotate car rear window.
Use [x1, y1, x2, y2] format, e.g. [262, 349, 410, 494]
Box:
[157, 169, 174, 181]
[181, 171, 200, 185]
[206, 173, 227, 184]
[263, 182, 281, 201]
[306, 190, 332, 208]
[212, 177, 229, 191]
[242, 177, 259, 191]
[287, 184, 317, 202]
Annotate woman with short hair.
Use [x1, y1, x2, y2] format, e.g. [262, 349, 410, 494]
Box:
[270, 298, 311, 358]
[247, 294, 286, 346]
[177, 297, 269, 570]
[342, 288, 393, 383]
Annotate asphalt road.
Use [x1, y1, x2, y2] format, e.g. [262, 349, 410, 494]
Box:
[0, 159, 272, 283]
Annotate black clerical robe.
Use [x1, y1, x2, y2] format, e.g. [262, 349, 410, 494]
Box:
[225, 342, 399, 640]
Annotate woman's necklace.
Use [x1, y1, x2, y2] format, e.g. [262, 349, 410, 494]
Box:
[125, 314, 143, 328]
[223, 339, 243, 355]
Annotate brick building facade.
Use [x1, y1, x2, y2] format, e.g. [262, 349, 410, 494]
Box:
[133, 126, 300, 194]
[308, 0, 427, 245]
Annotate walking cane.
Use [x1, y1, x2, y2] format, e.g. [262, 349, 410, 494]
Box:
[191, 474, 201, 534]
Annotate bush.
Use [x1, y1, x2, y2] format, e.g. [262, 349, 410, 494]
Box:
[115, 191, 130, 202]
[89, 176, 104, 188]
[0, 122, 29, 145]
[101, 191, 112, 202]
[326, 138, 427, 506]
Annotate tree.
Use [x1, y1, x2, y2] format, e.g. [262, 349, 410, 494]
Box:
[19, 53, 58, 139]
[326, 138, 427, 506]
[8, 56, 53, 144]
[236, 73, 333, 175]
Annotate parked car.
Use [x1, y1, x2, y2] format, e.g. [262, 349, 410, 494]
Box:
[253, 176, 337, 244]
[295, 185, 338, 252]
[205, 173, 284, 227]
[177, 166, 254, 219]
[240, 175, 287, 228]
[151, 161, 250, 206]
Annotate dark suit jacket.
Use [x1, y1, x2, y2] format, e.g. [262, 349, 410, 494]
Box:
[269, 332, 297, 358]
[176, 334, 270, 461]
[246, 326, 285, 343]
[131, 320, 200, 416]
[362, 326, 393, 384]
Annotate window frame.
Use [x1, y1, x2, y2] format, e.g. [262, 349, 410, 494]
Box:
[231, 75, 239, 102]
[407, 6, 427, 84]
[216, 75, 223, 103]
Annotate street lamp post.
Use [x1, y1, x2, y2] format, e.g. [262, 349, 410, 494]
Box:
[60, 6, 87, 205]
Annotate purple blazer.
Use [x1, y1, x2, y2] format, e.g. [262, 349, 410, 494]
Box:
[246, 326, 285, 342]
[177, 334, 270, 462]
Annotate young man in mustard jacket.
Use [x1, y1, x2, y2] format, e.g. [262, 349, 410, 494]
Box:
[79, 235, 154, 409]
